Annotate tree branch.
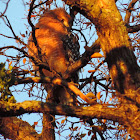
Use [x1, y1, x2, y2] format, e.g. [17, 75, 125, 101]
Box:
[33, 0, 53, 10]
[63, 39, 100, 79]
[0, 100, 138, 126]
[15, 76, 96, 104]
[0, 99, 139, 139]
[1, 15, 26, 46]
[0, 0, 11, 17]
[0, 46, 50, 71]
[124, 0, 138, 24]
[127, 24, 140, 33]
[0, 117, 40, 140]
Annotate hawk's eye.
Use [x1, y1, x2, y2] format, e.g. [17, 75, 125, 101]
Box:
[61, 19, 64, 22]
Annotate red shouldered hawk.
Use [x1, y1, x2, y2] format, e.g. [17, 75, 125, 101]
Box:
[28, 8, 80, 104]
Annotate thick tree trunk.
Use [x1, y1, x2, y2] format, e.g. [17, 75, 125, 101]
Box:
[63, 0, 140, 139]
[41, 86, 55, 140]
[41, 113, 55, 140]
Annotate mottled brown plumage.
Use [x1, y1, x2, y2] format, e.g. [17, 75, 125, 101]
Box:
[28, 8, 80, 104]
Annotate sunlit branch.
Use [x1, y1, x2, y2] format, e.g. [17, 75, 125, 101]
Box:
[15, 76, 96, 104]
[0, 100, 131, 125]
[0, 117, 40, 140]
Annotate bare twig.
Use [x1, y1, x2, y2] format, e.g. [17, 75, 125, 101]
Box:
[0, 0, 11, 17]
[0, 34, 15, 39]
[33, 0, 53, 10]
[124, 0, 138, 24]
[72, 28, 88, 46]
[0, 46, 50, 71]
[1, 15, 26, 46]
[0, 46, 28, 57]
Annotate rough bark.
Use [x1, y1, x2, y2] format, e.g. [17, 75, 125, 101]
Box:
[0, 100, 139, 125]
[41, 86, 55, 140]
[0, 100, 139, 139]
[0, 117, 40, 140]
[41, 113, 55, 140]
